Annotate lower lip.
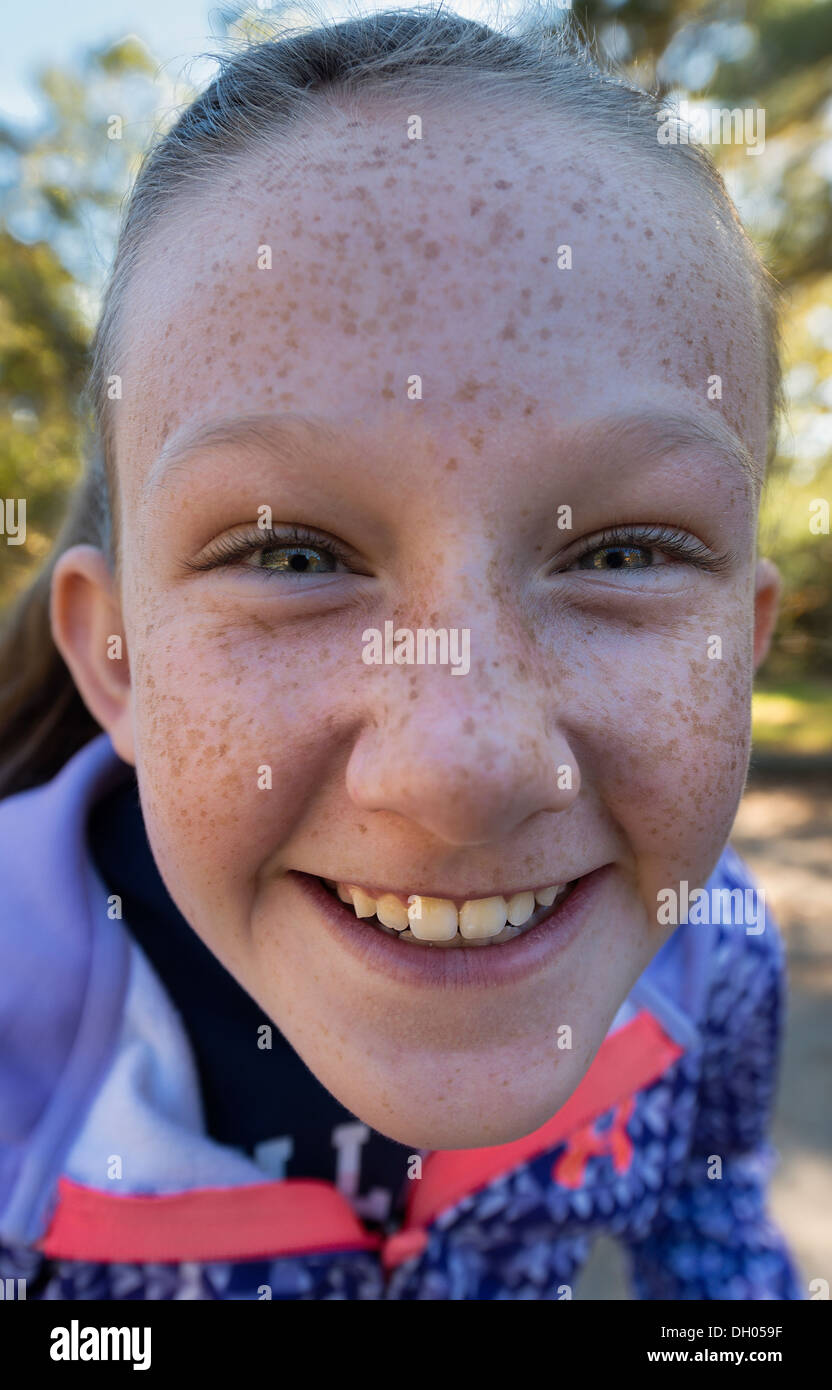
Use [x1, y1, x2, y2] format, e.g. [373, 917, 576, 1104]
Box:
[290, 866, 612, 990]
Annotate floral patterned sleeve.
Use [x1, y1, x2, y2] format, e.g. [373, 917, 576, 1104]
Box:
[625, 865, 805, 1301]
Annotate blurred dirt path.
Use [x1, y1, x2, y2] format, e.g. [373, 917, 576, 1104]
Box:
[732, 769, 831, 1299]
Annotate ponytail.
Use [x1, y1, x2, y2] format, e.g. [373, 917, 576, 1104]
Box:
[0, 447, 110, 798]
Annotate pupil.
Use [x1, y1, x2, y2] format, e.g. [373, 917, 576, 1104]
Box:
[290, 552, 310, 571]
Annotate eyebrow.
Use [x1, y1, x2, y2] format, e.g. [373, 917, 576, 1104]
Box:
[577, 408, 757, 484]
[142, 405, 757, 499]
[142, 412, 347, 499]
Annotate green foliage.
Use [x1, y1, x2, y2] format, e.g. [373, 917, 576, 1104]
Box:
[752, 679, 832, 752]
[0, 233, 88, 598]
[0, 35, 185, 603]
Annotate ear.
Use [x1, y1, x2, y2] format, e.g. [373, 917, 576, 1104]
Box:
[752, 556, 781, 672]
[50, 544, 135, 766]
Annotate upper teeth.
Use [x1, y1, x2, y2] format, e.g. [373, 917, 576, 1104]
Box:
[331, 881, 565, 941]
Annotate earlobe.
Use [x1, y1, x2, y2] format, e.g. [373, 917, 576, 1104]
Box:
[752, 556, 781, 672]
[50, 545, 135, 765]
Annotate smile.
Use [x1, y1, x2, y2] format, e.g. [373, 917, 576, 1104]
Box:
[292, 866, 611, 990]
[322, 880, 576, 947]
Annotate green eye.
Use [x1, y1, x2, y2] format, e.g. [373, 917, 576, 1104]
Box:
[185, 521, 358, 580]
[257, 544, 338, 574]
[559, 525, 730, 580]
[578, 545, 652, 571]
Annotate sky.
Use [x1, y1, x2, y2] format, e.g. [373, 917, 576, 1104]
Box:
[1, 0, 504, 129]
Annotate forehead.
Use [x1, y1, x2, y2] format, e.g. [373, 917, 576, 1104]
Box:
[117, 91, 768, 497]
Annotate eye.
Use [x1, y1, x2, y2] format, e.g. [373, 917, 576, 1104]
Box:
[576, 543, 655, 572]
[562, 524, 728, 577]
[255, 542, 339, 575]
[185, 523, 358, 579]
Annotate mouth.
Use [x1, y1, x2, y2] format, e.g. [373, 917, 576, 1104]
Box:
[289, 865, 610, 990]
[319, 879, 578, 948]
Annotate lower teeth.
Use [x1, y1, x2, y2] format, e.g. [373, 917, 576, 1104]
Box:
[374, 921, 525, 948]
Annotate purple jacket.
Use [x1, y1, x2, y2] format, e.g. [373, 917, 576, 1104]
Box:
[0, 734, 804, 1299]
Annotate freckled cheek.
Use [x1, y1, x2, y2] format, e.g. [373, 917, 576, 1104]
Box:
[580, 633, 753, 859]
[129, 636, 337, 885]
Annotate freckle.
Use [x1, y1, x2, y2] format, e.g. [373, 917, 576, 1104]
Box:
[455, 377, 486, 402]
[445, 457, 458, 470]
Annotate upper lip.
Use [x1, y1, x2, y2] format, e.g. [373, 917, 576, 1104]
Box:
[299, 870, 586, 908]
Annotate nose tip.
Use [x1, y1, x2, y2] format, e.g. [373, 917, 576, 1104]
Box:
[345, 715, 579, 847]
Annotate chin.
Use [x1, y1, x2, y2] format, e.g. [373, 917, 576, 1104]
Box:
[359, 1099, 569, 1151]
[338, 1065, 592, 1151]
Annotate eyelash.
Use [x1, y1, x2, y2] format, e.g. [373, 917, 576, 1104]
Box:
[562, 524, 731, 574]
[184, 524, 355, 575]
[185, 521, 729, 578]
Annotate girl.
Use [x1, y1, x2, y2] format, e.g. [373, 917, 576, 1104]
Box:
[0, 5, 804, 1299]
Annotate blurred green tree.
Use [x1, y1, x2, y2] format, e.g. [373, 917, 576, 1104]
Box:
[0, 35, 185, 603]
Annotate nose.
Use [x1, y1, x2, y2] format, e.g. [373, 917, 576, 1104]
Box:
[345, 648, 579, 848]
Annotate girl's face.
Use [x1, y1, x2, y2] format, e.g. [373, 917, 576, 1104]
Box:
[58, 96, 778, 1148]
